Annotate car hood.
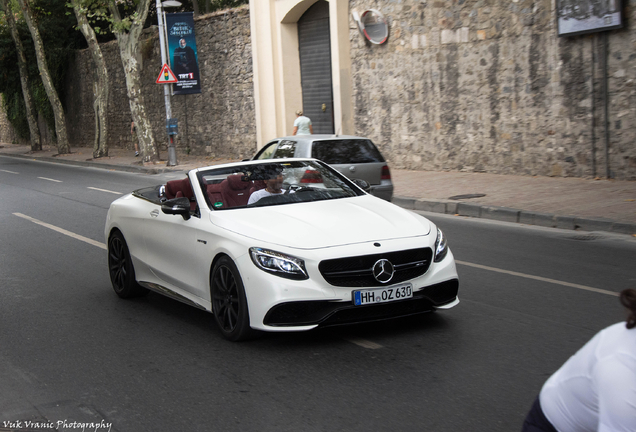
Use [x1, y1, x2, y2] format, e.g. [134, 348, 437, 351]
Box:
[209, 195, 432, 249]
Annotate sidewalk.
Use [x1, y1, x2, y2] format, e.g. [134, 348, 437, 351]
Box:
[1, 143, 635, 235]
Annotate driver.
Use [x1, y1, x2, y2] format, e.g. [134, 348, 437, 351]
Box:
[247, 170, 284, 205]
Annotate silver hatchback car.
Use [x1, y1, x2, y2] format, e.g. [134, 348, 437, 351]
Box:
[253, 135, 393, 201]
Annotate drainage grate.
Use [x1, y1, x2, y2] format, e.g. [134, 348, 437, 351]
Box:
[448, 193, 486, 200]
[567, 233, 607, 241]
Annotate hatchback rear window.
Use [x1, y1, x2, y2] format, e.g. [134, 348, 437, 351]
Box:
[311, 139, 385, 164]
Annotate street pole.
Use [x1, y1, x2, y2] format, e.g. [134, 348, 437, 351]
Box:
[156, 0, 180, 166]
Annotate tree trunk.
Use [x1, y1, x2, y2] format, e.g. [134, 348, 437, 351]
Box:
[109, 0, 160, 164]
[2, 0, 41, 151]
[16, 0, 70, 154]
[72, 3, 109, 158]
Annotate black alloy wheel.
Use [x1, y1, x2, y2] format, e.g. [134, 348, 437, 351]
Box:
[108, 231, 148, 298]
[211, 256, 254, 341]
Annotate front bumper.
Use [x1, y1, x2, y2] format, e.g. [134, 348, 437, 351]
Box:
[264, 279, 459, 327]
[237, 242, 459, 332]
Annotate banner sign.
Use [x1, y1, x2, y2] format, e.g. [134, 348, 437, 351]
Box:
[165, 12, 202, 94]
[557, 0, 622, 37]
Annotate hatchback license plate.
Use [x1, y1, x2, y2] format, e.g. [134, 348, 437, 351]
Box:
[353, 284, 413, 306]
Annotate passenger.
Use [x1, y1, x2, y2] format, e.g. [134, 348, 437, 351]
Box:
[521, 288, 636, 432]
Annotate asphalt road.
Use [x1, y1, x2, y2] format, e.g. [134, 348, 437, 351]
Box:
[1, 156, 634, 432]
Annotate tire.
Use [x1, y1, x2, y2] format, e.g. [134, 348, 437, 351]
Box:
[108, 231, 148, 298]
[210, 256, 255, 341]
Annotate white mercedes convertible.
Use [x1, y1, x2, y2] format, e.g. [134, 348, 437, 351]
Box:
[105, 159, 459, 341]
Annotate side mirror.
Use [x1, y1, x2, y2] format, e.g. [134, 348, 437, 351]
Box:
[351, 178, 371, 192]
[161, 197, 191, 220]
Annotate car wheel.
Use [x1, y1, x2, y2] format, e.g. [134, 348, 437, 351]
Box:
[211, 256, 254, 341]
[108, 231, 148, 298]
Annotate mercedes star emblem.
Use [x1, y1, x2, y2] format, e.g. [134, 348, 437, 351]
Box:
[372, 259, 395, 283]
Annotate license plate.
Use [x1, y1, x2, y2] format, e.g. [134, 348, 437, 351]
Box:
[353, 284, 413, 306]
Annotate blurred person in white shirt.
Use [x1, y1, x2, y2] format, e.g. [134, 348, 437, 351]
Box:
[522, 288, 636, 432]
[292, 110, 313, 135]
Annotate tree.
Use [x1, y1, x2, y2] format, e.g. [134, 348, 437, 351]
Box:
[108, 0, 159, 163]
[16, 0, 70, 154]
[1, 0, 40, 151]
[70, 0, 110, 158]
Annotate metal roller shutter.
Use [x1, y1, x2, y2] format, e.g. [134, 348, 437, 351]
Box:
[298, 0, 334, 134]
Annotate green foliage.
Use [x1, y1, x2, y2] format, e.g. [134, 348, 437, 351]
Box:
[1, 91, 29, 139]
[205, 0, 247, 13]
[215, 0, 248, 9]
[155, 0, 248, 16]
[68, 0, 114, 41]
[0, 0, 83, 140]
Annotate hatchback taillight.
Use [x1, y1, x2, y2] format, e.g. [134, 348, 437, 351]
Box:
[381, 165, 391, 180]
[300, 169, 323, 183]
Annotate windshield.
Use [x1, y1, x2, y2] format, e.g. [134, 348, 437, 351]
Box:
[197, 160, 364, 210]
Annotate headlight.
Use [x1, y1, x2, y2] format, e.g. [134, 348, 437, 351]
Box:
[249, 247, 308, 280]
[434, 228, 448, 262]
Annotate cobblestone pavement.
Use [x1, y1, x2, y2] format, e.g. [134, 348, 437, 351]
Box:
[1, 143, 635, 235]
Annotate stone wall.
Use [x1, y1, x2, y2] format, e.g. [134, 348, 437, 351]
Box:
[64, 6, 255, 161]
[0, 95, 22, 145]
[349, 0, 636, 180]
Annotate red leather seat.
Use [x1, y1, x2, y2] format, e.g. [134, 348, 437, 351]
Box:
[165, 178, 194, 199]
[165, 178, 196, 210]
[207, 183, 224, 208]
[220, 175, 252, 208]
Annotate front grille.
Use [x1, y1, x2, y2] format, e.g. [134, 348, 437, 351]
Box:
[263, 279, 459, 327]
[318, 248, 433, 287]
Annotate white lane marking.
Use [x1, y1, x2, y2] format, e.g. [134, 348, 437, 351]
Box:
[87, 187, 122, 195]
[0, 169, 18, 174]
[455, 260, 618, 297]
[345, 337, 383, 349]
[13, 213, 106, 251]
[37, 177, 62, 183]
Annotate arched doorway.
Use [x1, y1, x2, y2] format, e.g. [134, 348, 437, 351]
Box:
[297, 0, 334, 134]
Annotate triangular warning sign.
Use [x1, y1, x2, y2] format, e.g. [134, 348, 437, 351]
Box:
[156, 64, 178, 84]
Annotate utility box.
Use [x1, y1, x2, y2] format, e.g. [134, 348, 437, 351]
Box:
[166, 118, 178, 136]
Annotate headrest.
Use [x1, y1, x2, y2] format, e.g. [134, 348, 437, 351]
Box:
[227, 174, 251, 190]
[166, 178, 193, 198]
[207, 183, 223, 193]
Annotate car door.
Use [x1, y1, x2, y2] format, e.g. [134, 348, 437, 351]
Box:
[254, 140, 280, 160]
[141, 197, 212, 302]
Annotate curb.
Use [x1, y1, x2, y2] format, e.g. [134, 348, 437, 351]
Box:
[0, 151, 184, 175]
[393, 196, 636, 236]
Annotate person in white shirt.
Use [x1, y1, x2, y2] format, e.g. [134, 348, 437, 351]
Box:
[292, 110, 313, 135]
[248, 173, 284, 205]
[522, 288, 636, 432]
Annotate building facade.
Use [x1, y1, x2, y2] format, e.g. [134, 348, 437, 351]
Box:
[250, 0, 636, 179]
